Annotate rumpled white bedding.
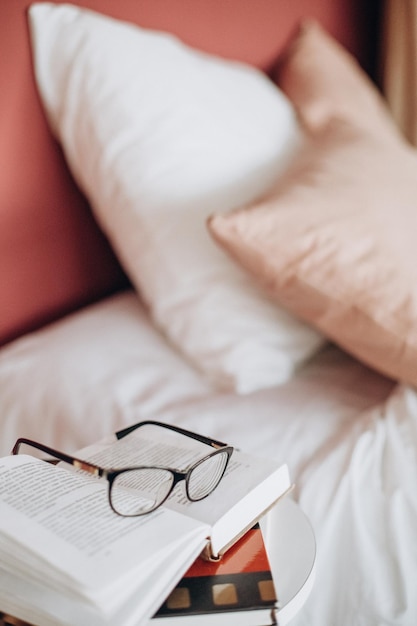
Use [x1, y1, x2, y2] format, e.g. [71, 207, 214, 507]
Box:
[1, 290, 416, 625]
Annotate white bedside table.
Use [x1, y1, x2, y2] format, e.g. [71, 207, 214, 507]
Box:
[261, 497, 316, 625]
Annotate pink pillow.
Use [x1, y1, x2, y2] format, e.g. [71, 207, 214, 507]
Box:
[274, 19, 400, 139]
[208, 116, 417, 387]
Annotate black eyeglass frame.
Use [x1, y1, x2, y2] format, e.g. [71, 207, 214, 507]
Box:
[12, 420, 234, 517]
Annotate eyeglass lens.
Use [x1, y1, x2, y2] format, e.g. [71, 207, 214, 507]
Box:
[111, 468, 174, 516]
[187, 450, 229, 501]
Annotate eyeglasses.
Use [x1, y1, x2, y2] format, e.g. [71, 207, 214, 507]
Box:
[12, 420, 234, 517]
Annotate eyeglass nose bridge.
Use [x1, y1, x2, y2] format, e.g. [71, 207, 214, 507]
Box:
[145, 452, 230, 506]
[168, 468, 189, 497]
[159, 456, 223, 505]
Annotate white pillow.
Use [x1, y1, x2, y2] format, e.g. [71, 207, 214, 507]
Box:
[28, 2, 324, 393]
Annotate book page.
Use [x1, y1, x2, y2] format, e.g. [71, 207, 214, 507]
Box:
[0, 455, 208, 605]
[78, 424, 289, 556]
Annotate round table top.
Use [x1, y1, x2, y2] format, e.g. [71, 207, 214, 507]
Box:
[260, 496, 316, 625]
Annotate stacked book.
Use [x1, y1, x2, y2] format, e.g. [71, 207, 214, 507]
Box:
[0, 421, 291, 626]
[152, 522, 279, 625]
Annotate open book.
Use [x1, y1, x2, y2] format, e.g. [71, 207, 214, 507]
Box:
[0, 421, 290, 626]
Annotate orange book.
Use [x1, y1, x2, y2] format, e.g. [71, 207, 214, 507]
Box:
[152, 525, 278, 625]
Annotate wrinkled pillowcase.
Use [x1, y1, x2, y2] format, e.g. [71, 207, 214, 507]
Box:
[28, 2, 324, 394]
[208, 116, 417, 388]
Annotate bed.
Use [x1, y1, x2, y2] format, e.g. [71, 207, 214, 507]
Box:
[1, 1, 417, 625]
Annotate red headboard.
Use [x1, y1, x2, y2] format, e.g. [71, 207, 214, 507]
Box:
[0, 0, 380, 345]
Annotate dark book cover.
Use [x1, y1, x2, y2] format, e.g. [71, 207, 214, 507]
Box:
[153, 524, 278, 625]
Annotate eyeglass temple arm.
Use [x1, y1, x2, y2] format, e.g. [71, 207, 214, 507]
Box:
[115, 420, 228, 449]
[12, 438, 105, 478]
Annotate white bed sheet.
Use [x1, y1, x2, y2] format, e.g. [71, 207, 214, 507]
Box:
[1, 290, 416, 626]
